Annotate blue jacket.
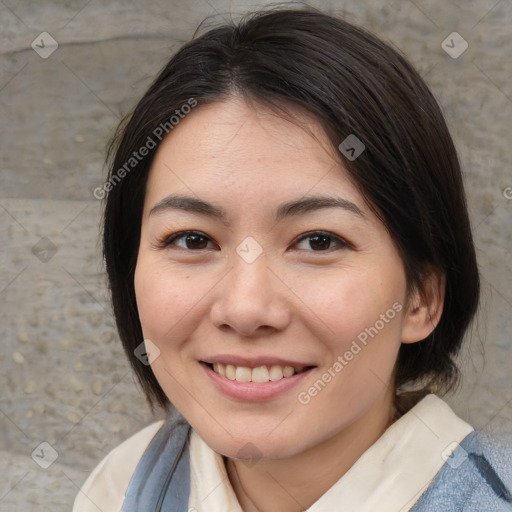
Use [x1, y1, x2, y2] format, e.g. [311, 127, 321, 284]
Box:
[121, 411, 512, 511]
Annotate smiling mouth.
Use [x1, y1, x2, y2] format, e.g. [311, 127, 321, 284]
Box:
[202, 362, 315, 383]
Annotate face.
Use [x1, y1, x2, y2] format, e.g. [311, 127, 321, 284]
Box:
[134, 98, 412, 460]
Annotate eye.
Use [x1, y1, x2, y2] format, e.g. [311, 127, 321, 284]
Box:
[292, 231, 350, 252]
[160, 230, 217, 250]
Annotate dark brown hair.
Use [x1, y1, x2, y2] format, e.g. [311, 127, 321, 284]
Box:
[103, 6, 480, 411]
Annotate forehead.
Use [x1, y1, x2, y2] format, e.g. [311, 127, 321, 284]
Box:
[144, 98, 363, 212]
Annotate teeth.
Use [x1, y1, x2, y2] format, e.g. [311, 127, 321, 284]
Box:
[282, 366, 295, 377]
[252, 366, 269, 383]
[269, 365, 283, 381]
[213, 363, 226, 377]
[211, 363, 303, 382]
[225, 364, 236, 380]
[235, 366, 252, 382]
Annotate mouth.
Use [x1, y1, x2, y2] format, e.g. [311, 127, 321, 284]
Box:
[202, 361, 314, 383]
[200, 359, 316, 401]
[198, 354, 317, 400]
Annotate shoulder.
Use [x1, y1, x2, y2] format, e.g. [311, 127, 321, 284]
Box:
[412, 431, 512, 511]
[72, 420, 165, 512]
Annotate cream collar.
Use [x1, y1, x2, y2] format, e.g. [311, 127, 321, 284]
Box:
[188, 395, 473, 512]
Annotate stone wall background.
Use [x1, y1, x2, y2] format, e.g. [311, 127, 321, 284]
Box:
[1, 0, 511, 509]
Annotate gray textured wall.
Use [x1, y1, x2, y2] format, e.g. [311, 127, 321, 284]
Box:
[1, 1, 511, 509]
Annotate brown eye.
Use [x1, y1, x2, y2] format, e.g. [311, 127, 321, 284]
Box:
[161, 231, 215, 250]
[293, 231, 349, 252]
[308, 234, 332, 250]
[183, 233, 209, 249]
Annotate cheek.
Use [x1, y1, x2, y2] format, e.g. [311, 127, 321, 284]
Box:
[134, 258, 199, 342]
[294, 271, 396, 340]
[293, 267, 406, 386]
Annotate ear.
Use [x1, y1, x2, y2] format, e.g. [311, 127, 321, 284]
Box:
[401, 270, 445, 344]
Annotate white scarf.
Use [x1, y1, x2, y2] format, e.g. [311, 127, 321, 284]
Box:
[188, 395, 473, 512]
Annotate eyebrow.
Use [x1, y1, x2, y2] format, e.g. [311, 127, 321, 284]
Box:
[148, 194, 365, 223]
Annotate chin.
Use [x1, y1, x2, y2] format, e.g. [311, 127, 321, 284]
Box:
[194, 420, 308, 462]
[215, 437, 301, 462]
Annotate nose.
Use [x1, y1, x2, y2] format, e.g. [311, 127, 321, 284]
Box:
[209, 252, 292, 337]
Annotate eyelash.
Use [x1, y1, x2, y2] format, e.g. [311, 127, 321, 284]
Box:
[159, 230, 351, 252]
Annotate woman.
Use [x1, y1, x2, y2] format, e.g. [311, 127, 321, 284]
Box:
[73, 7, 512, 511]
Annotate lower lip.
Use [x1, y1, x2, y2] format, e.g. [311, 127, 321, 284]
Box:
[201, 363, 314, 401]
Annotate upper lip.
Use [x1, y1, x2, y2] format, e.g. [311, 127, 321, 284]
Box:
[201, 354, 315, 368]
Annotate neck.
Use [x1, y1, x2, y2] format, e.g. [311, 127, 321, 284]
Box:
[226, 389, 396, 512]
